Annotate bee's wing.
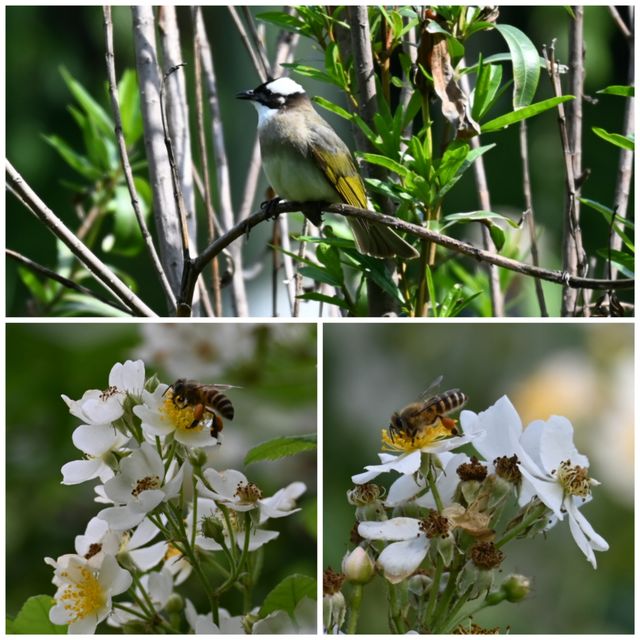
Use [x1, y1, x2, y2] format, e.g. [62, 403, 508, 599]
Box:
[418, 375, 444, 402]
[195, 383, 241, 391]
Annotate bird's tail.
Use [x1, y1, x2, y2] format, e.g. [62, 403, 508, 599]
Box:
[349, 218, 419, 260]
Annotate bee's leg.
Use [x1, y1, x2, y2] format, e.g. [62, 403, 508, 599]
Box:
[189, 403, 205, 429]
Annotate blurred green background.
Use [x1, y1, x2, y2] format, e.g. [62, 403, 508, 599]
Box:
[323, 322, 633, 633]
[5, 323, 317, 625]
[5, 6, 633, 316]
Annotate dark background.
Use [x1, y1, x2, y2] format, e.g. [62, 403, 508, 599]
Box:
[5, 6, 634, 316]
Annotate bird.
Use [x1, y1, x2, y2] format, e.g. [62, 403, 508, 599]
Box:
[237, 77, 419, 259]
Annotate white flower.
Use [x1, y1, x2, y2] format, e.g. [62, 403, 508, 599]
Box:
[358, 518, 431, 584]
[386, 452, 469, 507]
[98, 443, 185, 530]
[108, 568, 174, 628]
[197, 469, 305, 523]
[184, 600, 247, 634]
[74, 517, 121, 568]
[133, 384, 220, 448]
[352, 430, 473, 485]
[461, 396, 609, 568]
[61, 360, 145, 425]
[253, 597, 317, 633]
[121, 518, 168, 572]
[45, 553, 131, 633]
[61, 424, 130, 485]
[190, 497, 279, 553]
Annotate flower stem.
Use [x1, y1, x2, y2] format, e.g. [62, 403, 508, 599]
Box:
[495, 502, 548, 548]
[346, 584, 363, 634]
[423, 551, 443, 628]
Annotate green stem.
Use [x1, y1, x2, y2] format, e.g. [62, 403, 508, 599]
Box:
[423, 551, 443, 629]
[495, 502, 548, 548]
[436, 586, 473, 633]
[429, 564, 458, 630]
[426, 460, 444, 513]
[387, 582, 406, 633]
[346, 584, 363, 634]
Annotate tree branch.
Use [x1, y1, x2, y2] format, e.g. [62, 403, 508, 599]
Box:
[175, 201, 633, 314]
[6, 161, 157, 317]
[103, 5, 176, 312]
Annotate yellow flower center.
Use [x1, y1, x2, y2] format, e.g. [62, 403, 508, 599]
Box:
[381, 417, 456, 452]
[162, 392, 209, 433]
[59, 566, 106, 623]
[556, 460, 592, 498]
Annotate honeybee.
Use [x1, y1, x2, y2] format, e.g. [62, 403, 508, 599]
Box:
[166, 379, 237, 439]
[389, 376, 468, 443]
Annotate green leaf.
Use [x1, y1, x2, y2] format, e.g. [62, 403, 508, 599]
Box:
[595, 249, 634, 278]
[494, 24, 540, 108]
[256, 11, 309, 36]
[245, 434, 317, 465]
[60, 66, 113, 137]
[360, 152, 412, 180]
[282, 63, 341, 88]
[442, 210, 520, 229]
[259, 574, 317, 618]
[437, 142, 469, 188]
[489, 223, 505, 251]
[592, 127, 634, 151]
[313, 96, 352, 121]
[298, 265, 343, 288]
[104, 185, 146, 256]
[481, 95, 574, 133]
[472, 59, 503, 121]
[296, 292, 351, 310]
[10, 595, 67, 634]
[42, 134, 102, 180]
[118, 69, 143, 145]
[597, 85, 634, 97]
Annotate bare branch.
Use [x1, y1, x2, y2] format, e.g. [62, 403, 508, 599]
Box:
[228, 7, 269, 82]
[459, 69, 505, 317]
[6, 160, 157, 317]
[610, 7, 634, 279]
[6, 248, 133, 314]
[131, 6, 183, 296]
[194, 8, 249, 315]
[102, 6, 176, 312]
[519, 120, 548, 316]
[608, 6, 632, 39]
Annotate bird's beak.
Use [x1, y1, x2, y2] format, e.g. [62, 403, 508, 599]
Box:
[236, 89, 255, 101]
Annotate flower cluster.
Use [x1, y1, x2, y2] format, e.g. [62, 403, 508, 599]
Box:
[48, 360, 310, 634]
[328, 395, 608, 634]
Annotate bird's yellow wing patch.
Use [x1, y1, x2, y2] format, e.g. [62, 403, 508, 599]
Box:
[310, 146, 367, 208]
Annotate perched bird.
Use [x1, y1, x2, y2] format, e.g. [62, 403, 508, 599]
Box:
[237, 77, 418, 259]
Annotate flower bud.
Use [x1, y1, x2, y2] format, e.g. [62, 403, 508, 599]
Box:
[165, 593, 184, 614]
[342, 547, 375, 584]
[188, 448, 208, 468]
[201, 515, 226, 545]
[501, 573, 531, 602]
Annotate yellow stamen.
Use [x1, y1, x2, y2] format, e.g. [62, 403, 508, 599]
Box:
[381, 418, 457, 452]
[162, 392, 209, 433]
[59, 566, 106, 622]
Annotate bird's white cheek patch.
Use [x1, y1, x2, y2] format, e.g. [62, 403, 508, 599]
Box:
[253, 102, 280, 127]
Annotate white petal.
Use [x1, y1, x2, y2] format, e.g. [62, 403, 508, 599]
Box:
[517, 465, 564, 518]
[237, 528, 279, 551]
[358, 517, 421, 541]
[387, 474, 424, 506]
[109, 360, 145, 395]
[72, 424, 125, 456]
[98, 506, 145, 530]
[377, 536, 430, 583]
[98, 554, 132, 595]
[129, 541, 167, 571]
[62, 459, 105, 485]
[204, 468, 248, 499]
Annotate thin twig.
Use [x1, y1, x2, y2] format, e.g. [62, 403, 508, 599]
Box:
[131, 6, 183, 297]
[241, 7, 271, 80]
[228, 7, 269, 82]
[103, 6, 176, 312]
[292, 219, 310, 317]
[608, 6, 632, 39]
[6, 160, 157, 317]
[195, 8, 249, 316]
[459, 69, 505, 317]
[519, 120, 548, 316]
[346, 6, 398, 316]
[192, 8, 222, 316]
[6, 248, 133, 314]
[610, 6, 634, 279]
